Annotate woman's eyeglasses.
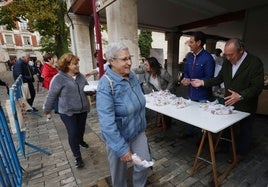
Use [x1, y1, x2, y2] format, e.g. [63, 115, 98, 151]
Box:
[113, 55, 133, 62]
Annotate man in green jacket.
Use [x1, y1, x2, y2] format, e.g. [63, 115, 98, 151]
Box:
[191, 38, 264, 161]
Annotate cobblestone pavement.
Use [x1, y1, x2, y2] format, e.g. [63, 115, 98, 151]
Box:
[1, 71, 268, 187]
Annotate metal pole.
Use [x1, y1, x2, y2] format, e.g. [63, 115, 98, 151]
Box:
[92, 0, 105, 77]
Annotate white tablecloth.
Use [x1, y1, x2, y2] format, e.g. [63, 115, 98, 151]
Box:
[145, 95, 250, 133]
[84, 80, 99, 92]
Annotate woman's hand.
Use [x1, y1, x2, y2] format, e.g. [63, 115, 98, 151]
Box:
[120, 151, 133, 163]
[181, 78, 191, 86]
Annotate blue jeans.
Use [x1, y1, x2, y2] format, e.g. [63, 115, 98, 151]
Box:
[60, 112, 88, 158]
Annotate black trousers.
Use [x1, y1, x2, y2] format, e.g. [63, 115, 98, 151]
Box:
[60, 112, 88, 158]
[221, 114, 255, 156]
[27, 82, 36, 107]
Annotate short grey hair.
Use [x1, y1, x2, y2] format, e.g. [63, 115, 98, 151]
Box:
[226, 38, 245, 51]
[104, 42, 129, 60]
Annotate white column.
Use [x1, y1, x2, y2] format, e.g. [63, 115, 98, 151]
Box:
[166, 32, 180, 79]
[106, 0, 139, 68]
[68, 13, 93, 75]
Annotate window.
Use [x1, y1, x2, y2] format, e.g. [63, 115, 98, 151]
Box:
[19, 21, 28, 31]
[4, 34, 14, 44]
[23, 36, 31, 45]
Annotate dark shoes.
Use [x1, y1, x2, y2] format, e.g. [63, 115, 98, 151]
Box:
[27, 107, 38, 112]
[75, 157, 84, 168]
[75, 142, 88, 168]
[80, 141, 89, 148]
[32, 107, 38, 112]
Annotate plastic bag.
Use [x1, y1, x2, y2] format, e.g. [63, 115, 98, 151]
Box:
[131, 153, 154, 168]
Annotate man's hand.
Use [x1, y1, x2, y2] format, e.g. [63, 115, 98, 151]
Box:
[85, 72, 93, 77]
[120, 151, 133, 163]
[181, 78, 191, 86]
[190, 79, 204, 87]
[85, 70, 98, 77]
[224, 89, 241, 106]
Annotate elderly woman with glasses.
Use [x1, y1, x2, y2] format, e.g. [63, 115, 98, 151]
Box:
[96, 42, 152, 187]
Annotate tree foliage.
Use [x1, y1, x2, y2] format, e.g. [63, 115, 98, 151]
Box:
[138, 30, 152, 58]
[0, 0, 70, 57]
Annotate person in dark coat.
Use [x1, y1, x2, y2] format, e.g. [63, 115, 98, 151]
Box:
[13, 53, 38, 111]
[191, 38, 264, 162]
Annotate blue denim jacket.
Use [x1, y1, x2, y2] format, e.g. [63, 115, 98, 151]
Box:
[96, 67, 146, 157]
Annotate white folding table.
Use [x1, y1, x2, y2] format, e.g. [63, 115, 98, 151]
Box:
[85, 80, 99, 105]
[145, 95, 250, 187]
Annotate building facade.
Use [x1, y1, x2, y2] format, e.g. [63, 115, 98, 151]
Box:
[0, 20, 42, 71]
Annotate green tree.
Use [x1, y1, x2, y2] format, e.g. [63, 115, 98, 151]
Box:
[138, 30, 152, 58]
[0, 0, 69, 57]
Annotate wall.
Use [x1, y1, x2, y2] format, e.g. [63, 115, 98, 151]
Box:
[244, 6, 268, 72]
[151, 32, 167, 60]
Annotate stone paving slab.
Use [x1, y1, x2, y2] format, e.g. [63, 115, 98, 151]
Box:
[0, 71, 268, 187]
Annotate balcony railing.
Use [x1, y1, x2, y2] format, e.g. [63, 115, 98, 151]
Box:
[23, 44, 33, 50]
[2, 43, 15, 49]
